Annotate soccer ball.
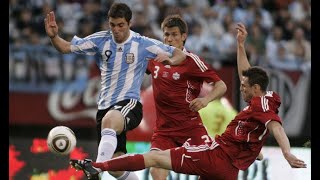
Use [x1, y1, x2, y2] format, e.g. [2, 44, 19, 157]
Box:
[47, 126, 77, 155]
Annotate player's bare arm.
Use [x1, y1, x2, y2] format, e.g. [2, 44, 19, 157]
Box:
[189, 80, 227, 112]
[154, 48, 186, 65]
[267, 120, 307, 168]
[44, 11, 71, 53]
[236, 22, 251, 81]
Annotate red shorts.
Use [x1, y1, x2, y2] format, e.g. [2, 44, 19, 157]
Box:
[151, 127, 209, 151]
[170, 144, 239, 180]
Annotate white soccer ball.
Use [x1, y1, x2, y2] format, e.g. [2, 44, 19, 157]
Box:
[47, 126, 77, 155]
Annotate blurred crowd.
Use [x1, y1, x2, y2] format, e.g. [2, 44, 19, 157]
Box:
[9, 0, 311, 92]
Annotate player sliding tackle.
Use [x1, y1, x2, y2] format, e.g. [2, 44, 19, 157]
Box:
[70, 22, 306, 180]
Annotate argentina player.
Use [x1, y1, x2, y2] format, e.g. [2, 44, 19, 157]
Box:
[44, 2, 186, 180]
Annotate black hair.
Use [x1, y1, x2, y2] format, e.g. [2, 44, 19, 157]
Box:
[108, 3, 132, 23]
[242, 67, 269, 91]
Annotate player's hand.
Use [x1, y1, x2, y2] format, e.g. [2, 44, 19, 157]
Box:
[189, 98, 209, 112]
[284, 153, 307, 168]
[154, 53, 171, 65]
[256, 152, 263, 161]
[236, 22, 247, 45]
[44, 11, 59, 39]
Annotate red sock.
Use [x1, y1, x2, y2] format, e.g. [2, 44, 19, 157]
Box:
[92, 154, 145, 171]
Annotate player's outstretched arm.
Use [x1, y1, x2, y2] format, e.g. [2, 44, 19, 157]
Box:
[267, 121, 307, 168]
[189, 80, 227, 112]
[154, 48, 186, 65]
[44, 11, 71, 53]
[236, 22, 251, 81]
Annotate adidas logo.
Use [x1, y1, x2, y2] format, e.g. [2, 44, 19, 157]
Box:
[114, 105, 122, 110]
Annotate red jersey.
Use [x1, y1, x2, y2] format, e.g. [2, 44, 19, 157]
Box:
[216, 91, 282, 170]
[147, 50, 221, 136]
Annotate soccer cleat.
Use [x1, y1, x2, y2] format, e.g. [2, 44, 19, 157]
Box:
[70, 159, 100, 180]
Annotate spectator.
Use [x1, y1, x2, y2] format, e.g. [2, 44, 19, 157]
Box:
[286, 27, 311, 71]
[268, 41, 300, 71]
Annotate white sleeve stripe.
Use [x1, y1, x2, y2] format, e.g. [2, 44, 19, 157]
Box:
[185, 81, 192, 103]
[265, 119, 272, 126]
[266, 91, 273, 96]
[149, 38, 161, 45]
[144, 36, 162, 45]
[70, 40, 97, 54]
[188, 53, 207, 71]
[146, 45, 169, 56]
[187, 53, 207, 72]
[84, 34, 107, 40]
[262, 97, 266, 112]
[84, 31, 109, 39]
[261, 96, 269, 112]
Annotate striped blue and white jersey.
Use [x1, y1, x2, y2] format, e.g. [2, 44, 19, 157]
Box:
[70, 30, 175, 109]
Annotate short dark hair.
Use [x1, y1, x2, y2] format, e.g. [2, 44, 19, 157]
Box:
[161, 14, 188, 34]
[161, 14, 188, 44]
[108, 3, 132, 23]
[242, 67, 269, 91]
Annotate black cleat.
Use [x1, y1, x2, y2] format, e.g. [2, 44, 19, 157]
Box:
[70, 159, 100, 180]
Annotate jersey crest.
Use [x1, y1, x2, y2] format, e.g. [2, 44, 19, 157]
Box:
[126, 53, 135, 64]
[172, 72, 180, 80]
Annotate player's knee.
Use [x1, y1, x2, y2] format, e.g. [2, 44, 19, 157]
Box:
[150, 167, 169, 180]
[101, 110, 124, 132]
[146, 151, 162, 166]
[108, 170, 125, 178]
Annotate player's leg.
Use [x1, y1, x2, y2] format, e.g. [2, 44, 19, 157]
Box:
[86, 108, 122, 180]
[89, 149, 173, 171]
[150, 166, 170, 180]
[149, 133, 177, 180]
[94, 108, 122, 171]
[170, 145, 239, 179]
[144, 150, 173, 169]
[106, 152, 139, 180]
[92, 109, 115, 180]
[148, 127, 211, 180]
[71, 99, 143, 179]
[96, 99, 142, 163]
[108, 134, 139, 180]
[69, 150, 172, 179]
[147, 150, 169, 180]
[188, 127, 212, 145]
[107, 99, 143, 180]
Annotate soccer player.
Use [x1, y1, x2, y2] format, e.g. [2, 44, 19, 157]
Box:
[146, 14, 227, 179]
[70, 23, 306, 180]
[44, 3, 186, 180]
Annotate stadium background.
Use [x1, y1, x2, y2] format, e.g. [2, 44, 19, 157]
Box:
[9, 0, 311, 179]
